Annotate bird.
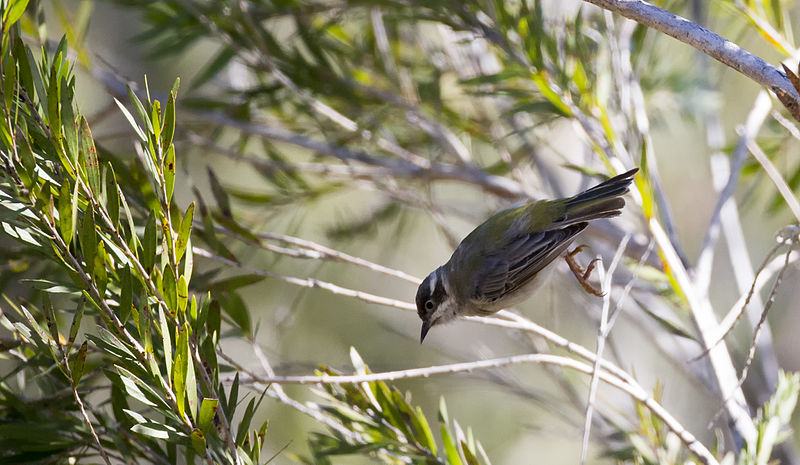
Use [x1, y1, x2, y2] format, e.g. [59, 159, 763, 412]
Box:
[416, 168, 638, 343]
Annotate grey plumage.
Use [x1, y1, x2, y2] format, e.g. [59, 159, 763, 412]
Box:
[416, 168, 638, 342]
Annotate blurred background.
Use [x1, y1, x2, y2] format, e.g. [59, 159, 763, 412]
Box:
[8, 0, 800, 463]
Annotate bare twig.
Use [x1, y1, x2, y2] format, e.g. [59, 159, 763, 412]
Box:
[696, 91, 771, 296]
[192, 246, 416, 311]
[580, 235, 629, 465]
[226, 352, 718, 465]
[649, 219, 756, 443]
[693, 232, 794, 360]
[737, 231, 797, 387]
[67, 367, 112, 465]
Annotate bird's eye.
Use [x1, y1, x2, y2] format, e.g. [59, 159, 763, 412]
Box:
[425, 300, 434, 310]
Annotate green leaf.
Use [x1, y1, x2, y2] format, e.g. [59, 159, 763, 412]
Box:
[114, 97, 146, 142]
[208, 168, 232, 217]
[185, 324, 198, 421]
[57, 178, 74, 247]
[46, 61, 62, 143]
[79, 117, 101, 196]
[163, 265, 178, 316]
[441, 424, 464, 465]
[151, 99, 162, 144]
[164, 145, 175, 203]
[191, 46, 235, 89]
[142, 211, 157, 271]
[190, 428, 206, 455]
[198, 398, 219, 434]
[118, 265, 133, 324]
[236, 397, 257, 445]
[460, 441, 480, 465]
[61, 79, 78, 165]
[183, 235, 193, 281]
[106, 166, 120, 226]
[70, 341, 88, 385]
[224, 372, 239, 419]
[94, 241, 109, 294]
[79, 205, 97, 271]
[127, 85, 153, 135]
[173, 325, 189, 418]
[189, 294, 198, 324]
[162, 88, 176, 150]
[158, 305, 172, 384]
[66, 299, 84, 353]
[218, 291, 251, 336]
[413, 406, 437, 454]
[131, 422, 182, 440]
[4, 0, 30, 26]
[176, 202, 194, 261]
[178, 274, 188, 314]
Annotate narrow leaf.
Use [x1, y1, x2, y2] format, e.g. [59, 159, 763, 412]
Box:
[71, 341, 88, 385]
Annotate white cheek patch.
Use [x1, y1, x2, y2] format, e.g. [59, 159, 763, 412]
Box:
[431, 298, 457, 325]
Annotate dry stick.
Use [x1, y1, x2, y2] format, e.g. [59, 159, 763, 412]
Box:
[580, 0, 800, 103]
[649, 219, 757, 443]
[242, 226, 420, 285]
[737, 234, 798, 388]
[66, 364, 112, 465]
[607, 239, 655, 329]
[580, 235, 630, 465]
[692, 236, 790, 361]
[696, 94, 770, 293]
[192, 247, 417, 311]
[227, 353, 718, 465]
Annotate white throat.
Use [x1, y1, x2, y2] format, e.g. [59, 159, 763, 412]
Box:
[432, 298, 458, 324]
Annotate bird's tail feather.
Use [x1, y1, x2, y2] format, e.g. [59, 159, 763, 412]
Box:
[562, 168, 638, 223]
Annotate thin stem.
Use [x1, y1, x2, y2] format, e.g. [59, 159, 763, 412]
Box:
[192, 246, 416, 311]
[227, 352, 718, 465]
[581, 235, 629, 465]
[649, 218, 756, 443]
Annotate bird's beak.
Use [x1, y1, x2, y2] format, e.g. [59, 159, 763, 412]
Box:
[420, 320, 431, 343]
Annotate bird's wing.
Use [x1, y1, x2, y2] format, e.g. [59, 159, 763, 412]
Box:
[470, 224, 586, 304]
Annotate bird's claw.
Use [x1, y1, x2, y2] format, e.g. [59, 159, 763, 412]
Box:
[564, 246, 604, 297]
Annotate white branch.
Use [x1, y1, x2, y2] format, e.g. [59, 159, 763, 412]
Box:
[227, 352, 718, 465]
[582, 0, 799, 103]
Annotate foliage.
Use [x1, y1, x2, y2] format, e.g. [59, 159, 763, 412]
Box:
[296, 348, 490, 465]
[2, 0, 800, 464]
[0, 6, 261, 462]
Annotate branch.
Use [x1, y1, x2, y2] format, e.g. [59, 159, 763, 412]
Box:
[192, 247, 416, 311]
[192, 110, 526, 199]
[227, 352, 718, 465]
[581, 236, 629, 465]
[649, 219, 756, 443]
[581, 0, 800, 108]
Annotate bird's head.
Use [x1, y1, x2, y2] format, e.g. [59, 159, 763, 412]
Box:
[416, 267, 458, 343]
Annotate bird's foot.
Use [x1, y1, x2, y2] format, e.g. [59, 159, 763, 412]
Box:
[565, 246, 604, 297]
